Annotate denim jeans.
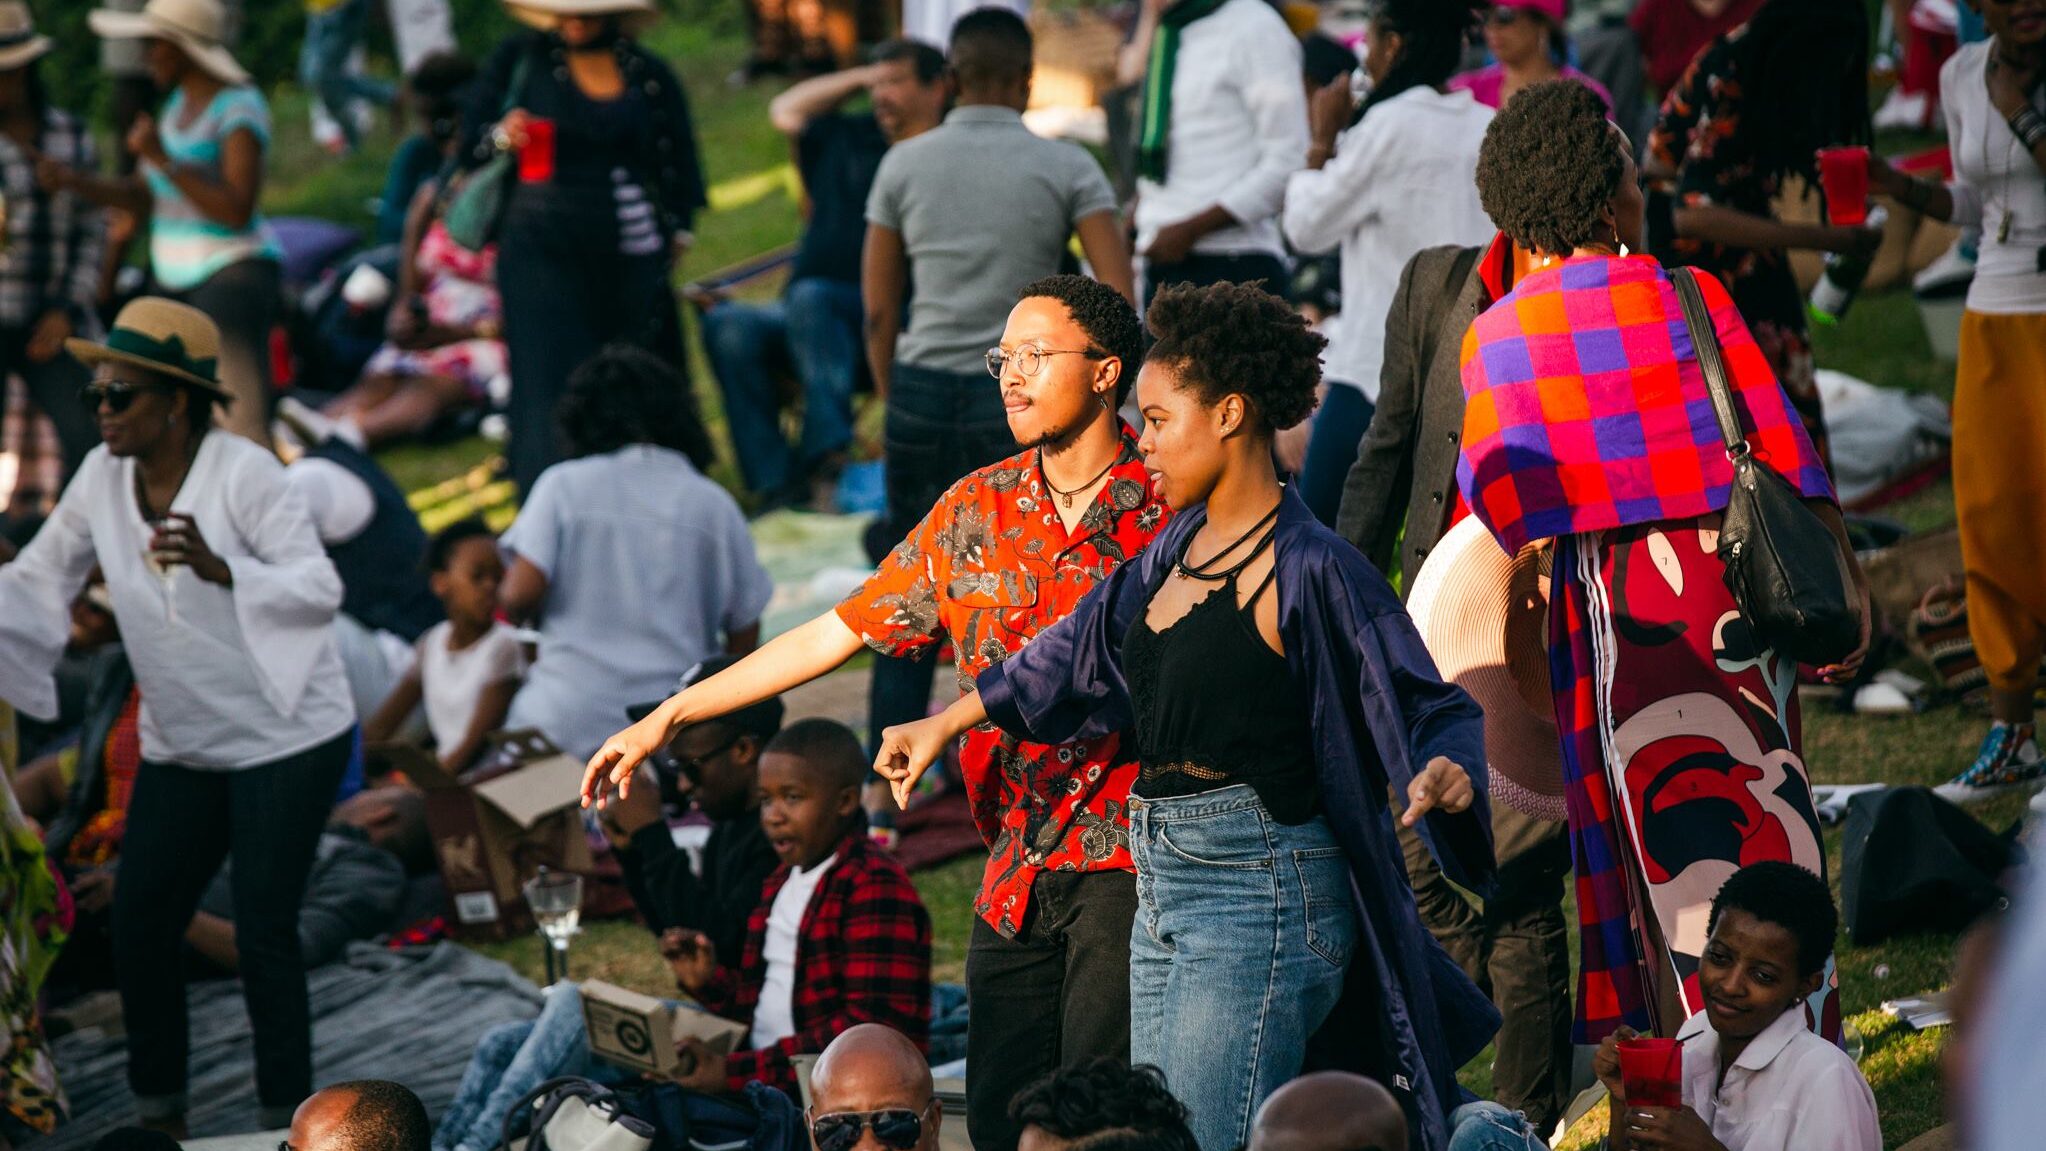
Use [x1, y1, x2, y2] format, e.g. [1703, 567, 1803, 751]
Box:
[1127, 785, 1360, 1151]
[701, 278, 862, 496]
[1446, 1102, 1548, 1151]
[867, 361, 1013, 756]
[115, 730, 354, 1122]
[1299, 384, 1374, 528]
[299, 0, 395, 151]
[434, 982, 627, 1151]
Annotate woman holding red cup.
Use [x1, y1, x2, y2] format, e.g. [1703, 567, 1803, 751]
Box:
[1861, 0, 2046, 801]
[462, 0, 709, 496]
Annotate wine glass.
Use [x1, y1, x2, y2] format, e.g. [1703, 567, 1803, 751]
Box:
[142, 515, 177, 623]
[522, 867, 583, 984]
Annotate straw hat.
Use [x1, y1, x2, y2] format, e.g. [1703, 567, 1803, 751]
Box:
[1407, 515, 1566, 822]
[66, 297, 233, 404]
[507, 0, 660, 33]
[89, 0, 248, 87]
[0, 3, 52, 73]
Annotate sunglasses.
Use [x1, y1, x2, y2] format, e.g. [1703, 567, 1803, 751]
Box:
[79, 381, 168, 414]
[808, 1104, 933, 1151]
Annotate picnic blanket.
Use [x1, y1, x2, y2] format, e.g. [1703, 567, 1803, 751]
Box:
[26, 942, 541, 1148]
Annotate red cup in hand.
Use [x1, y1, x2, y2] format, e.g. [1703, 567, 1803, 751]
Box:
[1616, 1037, 1684, 1109]
[1816, 146, 1871, 226]
[518, 117, 556, 184]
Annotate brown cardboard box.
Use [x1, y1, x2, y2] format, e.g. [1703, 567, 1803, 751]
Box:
[581, 980, 748, 1079]
[372, 730, 593, 940]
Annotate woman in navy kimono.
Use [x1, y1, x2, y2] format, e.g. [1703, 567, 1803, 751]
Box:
[875, 282, 1501, 1151]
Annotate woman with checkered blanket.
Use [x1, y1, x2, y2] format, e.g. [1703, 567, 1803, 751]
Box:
[1456, 83, 1870, 1049]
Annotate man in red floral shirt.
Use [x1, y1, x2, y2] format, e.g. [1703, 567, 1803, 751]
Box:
[583, 275, 1166, 1151]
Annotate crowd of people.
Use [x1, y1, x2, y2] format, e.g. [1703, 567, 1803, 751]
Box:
[0, 0, 2038, 1148]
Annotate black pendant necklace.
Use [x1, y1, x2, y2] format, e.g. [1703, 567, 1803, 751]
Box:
[1040, 449, 1119, 509]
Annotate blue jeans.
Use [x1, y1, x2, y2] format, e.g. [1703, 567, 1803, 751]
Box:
[702, 278, 862, 496]
[1127, 785, 1360, 1151]
[1299, 383, 1375, 528]
[299, 0, 395, 151]
[1447, 1102, 1548, 1151]
[434, 983, 626, 1151]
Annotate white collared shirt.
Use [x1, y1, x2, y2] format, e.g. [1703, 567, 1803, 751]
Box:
[1670, 1006, 1881, 1151]
[1282, 86, 1495, 401]
[0, 433, 356, 768]
[1131, 0, 1309, 259]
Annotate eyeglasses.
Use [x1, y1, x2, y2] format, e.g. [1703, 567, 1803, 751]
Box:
[808, 1105, 934, 1151]
[658, 730, 745, 780]
[79, 380, 169, 414]
[985, 344, 1105, 379]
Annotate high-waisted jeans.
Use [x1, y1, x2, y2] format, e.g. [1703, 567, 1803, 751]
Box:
[1127, 784, 1360, 1151]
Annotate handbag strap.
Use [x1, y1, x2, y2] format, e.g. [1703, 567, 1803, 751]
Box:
[1670, 266, 1750, 462]
[498, 1077, 622, 1151]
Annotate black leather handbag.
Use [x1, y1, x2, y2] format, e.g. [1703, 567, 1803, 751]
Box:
[1671, 267, 1862, 666]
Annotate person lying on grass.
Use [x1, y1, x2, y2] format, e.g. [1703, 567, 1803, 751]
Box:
[1594, 862, 1879, 1151]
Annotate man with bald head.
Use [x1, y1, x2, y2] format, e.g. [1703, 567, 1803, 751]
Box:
[286, 1080, 430, 1151]
[807, 1024, 941, 1151]
[1247, 1072, 1406, 1151]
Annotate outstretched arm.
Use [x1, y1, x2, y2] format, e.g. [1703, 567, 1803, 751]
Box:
[873, 691, 989, 808]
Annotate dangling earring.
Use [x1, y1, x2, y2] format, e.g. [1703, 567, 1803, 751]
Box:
[1097, 389, 1112, 412]
[1616, 229, 1630, 258]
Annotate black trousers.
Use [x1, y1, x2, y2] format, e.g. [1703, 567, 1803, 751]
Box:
[1141, 251, 1291, 311]
[865, 361, 1013, 755]
[965, 869, 1138, 1151]
[496, 216, 680, 495]
[0, 323, 96, 480]
[113, 730, 352, 1116]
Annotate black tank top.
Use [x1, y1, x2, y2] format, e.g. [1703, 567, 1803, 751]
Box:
[1123, 527, 1320, 824]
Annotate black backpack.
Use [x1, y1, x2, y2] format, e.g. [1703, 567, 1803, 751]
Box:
[1841, 786, 2019, 945]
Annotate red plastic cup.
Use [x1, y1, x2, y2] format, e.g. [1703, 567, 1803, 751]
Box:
[1817, 146, 1871, 226]
[518, 117, 556, 184]
[1617, 1037, 1684, 1109]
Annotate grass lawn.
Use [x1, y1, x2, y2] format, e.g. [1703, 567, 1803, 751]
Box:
[264, 27, 1979, 1148]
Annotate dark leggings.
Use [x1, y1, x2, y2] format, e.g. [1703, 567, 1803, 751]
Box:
[113, 729, 352, 1117]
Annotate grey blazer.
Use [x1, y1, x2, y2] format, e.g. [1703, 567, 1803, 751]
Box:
[1335, 243, 1491, 593]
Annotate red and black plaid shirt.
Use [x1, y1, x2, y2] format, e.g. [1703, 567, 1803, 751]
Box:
[697, 833, 931, 1096]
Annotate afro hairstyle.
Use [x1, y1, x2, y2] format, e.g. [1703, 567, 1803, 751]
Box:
[1143, 281, 1323, 432]
[1708, 861, 1839, 978]
[1475, 79, 1628, 257]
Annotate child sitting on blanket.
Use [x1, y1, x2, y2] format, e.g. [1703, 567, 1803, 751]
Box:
[364, 519, 523, 776]
[431, 720, 931, 1151]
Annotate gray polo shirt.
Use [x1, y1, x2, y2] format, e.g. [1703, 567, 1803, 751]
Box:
[867, 105, 1120, 375]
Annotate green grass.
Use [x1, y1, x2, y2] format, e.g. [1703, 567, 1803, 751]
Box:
[260, 30, 1980, 1149]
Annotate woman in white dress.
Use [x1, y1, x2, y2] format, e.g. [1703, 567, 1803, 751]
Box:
[0, 298, 356, 1135]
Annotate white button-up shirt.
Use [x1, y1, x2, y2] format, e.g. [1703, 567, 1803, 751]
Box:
[0, 432, 356, 768]
[1282, 86, 1494, 401]
[1668, 1005, 1882, 1151]
[1132, 0, 1308, 260]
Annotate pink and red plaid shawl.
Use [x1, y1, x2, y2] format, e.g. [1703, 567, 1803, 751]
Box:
[1456, 255, 1831, 553]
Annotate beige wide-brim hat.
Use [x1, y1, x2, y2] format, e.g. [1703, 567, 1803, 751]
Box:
[66, 297, 234, 405]
[0, 3, 53, 72]
[507, 0, 659, 33]
[89, 0, 249, 87]
[1408, 515, 1567, 823]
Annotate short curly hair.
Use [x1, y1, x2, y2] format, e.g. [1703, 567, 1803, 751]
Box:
[1708, 861, 1838, 978]
[1475, 80, 1627, 257]
[556, 343, 716, 470]
[1144, 281, 1322, 432]
[1020, 275, 1144, 403]
[1008, 1058, 1197, 1151]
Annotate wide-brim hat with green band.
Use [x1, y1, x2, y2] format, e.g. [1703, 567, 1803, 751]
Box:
[65, 297, 233, 404]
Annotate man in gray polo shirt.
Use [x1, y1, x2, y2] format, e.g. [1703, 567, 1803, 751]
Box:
[860, 7, 1132, 760]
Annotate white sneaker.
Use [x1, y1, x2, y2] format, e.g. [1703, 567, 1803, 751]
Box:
[1874, 89, 1935, 132]
[1913, 241, 1976, 294]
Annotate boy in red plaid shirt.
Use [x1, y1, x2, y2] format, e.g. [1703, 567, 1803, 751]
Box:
[666, 719, 932, 1097]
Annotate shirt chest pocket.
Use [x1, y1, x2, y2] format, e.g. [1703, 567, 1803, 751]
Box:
[947, 571, 1041, 662]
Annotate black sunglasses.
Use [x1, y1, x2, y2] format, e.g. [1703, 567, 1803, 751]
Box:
[808, 1105, 933, 1151]
[659, 730, 745, 780]
[80, 381, 168, 414]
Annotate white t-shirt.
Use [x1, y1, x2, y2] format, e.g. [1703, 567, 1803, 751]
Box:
[1282, 86, 1496, 400]
[501, 446, 774, 760]
[1941, 40, 2046, 314]
[1669, 1006, 1881, 1151]
[749, 853, 839, 1051]
[417, 620, 526, 753]
[0, 434, 355, 767]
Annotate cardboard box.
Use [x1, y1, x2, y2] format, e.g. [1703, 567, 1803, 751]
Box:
[373, 730, 593, 940]
[581, 980, 748, 1079]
